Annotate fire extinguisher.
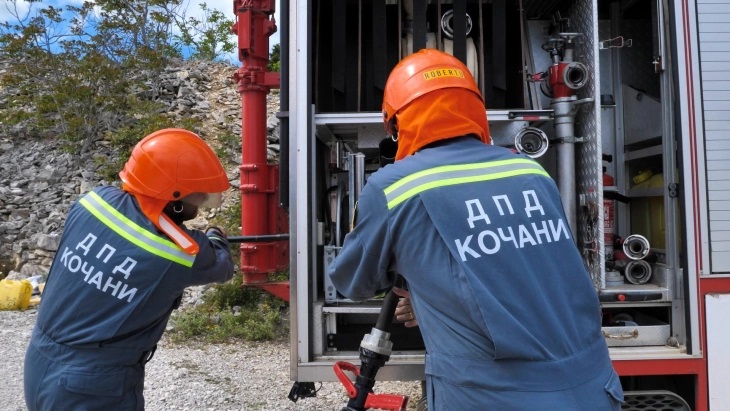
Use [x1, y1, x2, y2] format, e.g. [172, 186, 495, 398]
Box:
[603, 167, 615, 261]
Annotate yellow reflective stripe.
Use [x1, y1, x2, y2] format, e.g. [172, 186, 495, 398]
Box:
[80, 192, 195, 267]
[385, 159, 550, 209]
[384, 158, 538, 195]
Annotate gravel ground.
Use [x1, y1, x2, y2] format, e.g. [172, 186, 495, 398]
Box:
[0, 308, 424, 411]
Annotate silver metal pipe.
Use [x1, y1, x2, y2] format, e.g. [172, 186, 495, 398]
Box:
[335, 182, 344, 247]
[347, 152, 366, 231]
[551, 95, 593, 237]
[552, 98, 577, 235]
[557, 144, 576, 235]
[354, 152, 365, 202]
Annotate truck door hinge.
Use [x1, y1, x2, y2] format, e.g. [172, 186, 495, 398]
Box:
[668, 183, 679, 198]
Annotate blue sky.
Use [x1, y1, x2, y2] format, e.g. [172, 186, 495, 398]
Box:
[1, 0, 38, 24]
[0, 0, 280, 63]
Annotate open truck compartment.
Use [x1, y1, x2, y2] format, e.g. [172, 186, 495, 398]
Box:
[286, 0, 698, 406]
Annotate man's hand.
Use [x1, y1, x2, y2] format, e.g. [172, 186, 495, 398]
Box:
[205, 226, 228, 243]
[393, 287, 418, 328]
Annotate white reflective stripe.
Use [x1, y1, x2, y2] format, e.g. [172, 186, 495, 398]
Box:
[158, 215, 194, 250]
[80, 192, 195, 267]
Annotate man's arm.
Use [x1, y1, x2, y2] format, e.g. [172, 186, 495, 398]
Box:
[327, 182, 394, 300]
[187, 227, 235, 285]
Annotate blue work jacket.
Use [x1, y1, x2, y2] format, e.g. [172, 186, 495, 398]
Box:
[328, 137, 623, 410]
[25, 186, 234, 410]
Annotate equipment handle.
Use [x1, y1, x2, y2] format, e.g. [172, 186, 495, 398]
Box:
[334, 361, 360, 399]
[598, 292, 663, 302]
[602, 329, 639, 340]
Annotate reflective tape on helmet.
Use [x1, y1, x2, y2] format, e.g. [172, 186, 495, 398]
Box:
[79, 191, 196, 267]
[383, 158, 550, 209]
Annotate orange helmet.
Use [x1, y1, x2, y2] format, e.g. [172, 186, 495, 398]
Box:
[382, 48, 483, 137]
[120, 128, 229, 204]
[119, 128, 229, 255]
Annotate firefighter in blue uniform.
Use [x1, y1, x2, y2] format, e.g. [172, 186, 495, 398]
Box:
[328, 50, 624, 410]
[24, 128, 235, 410]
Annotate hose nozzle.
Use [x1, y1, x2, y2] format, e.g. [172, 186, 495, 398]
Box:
[625, 259, 653, 284]
[563, 62, 588, 90]
[623, 234, 650, 260]
[514, 127, 550, 158]
[440, 9, 472, 39]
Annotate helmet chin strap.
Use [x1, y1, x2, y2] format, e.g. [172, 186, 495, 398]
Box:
[387, 117, 399, 142]
[131, 193, 200, 255]
[165, 201, 198, 225]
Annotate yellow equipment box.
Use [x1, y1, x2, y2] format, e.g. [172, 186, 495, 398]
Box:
[0, 279, 33, 310]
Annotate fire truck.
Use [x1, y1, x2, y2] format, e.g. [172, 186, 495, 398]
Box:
[231, 0, 730, 409]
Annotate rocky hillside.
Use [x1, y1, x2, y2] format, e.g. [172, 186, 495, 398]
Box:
[0, 60, 281, 279]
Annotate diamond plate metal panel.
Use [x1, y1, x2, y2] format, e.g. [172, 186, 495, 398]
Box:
[570, 0, 602, 285]
[489, 121, 530, 148]
[602, 312, 670, 347]
[623, 392, 691, 411]
[357, 124, 386, 149]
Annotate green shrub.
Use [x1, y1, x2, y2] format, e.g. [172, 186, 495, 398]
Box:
[267, 43, 280, 72]
[170, 274, 289, 343]
[213, 130, 241, 160]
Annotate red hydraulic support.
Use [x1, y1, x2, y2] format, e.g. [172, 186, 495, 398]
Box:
[232, 0, 289, 301]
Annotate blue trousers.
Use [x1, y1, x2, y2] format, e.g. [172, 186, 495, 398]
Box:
[426, 364, 623, 411]
[24, 344, 145, 411]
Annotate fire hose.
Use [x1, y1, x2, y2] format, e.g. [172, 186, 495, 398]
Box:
[334, 288, 409, 411]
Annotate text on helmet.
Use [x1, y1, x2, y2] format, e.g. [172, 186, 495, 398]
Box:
[423, 68, 465, 80]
